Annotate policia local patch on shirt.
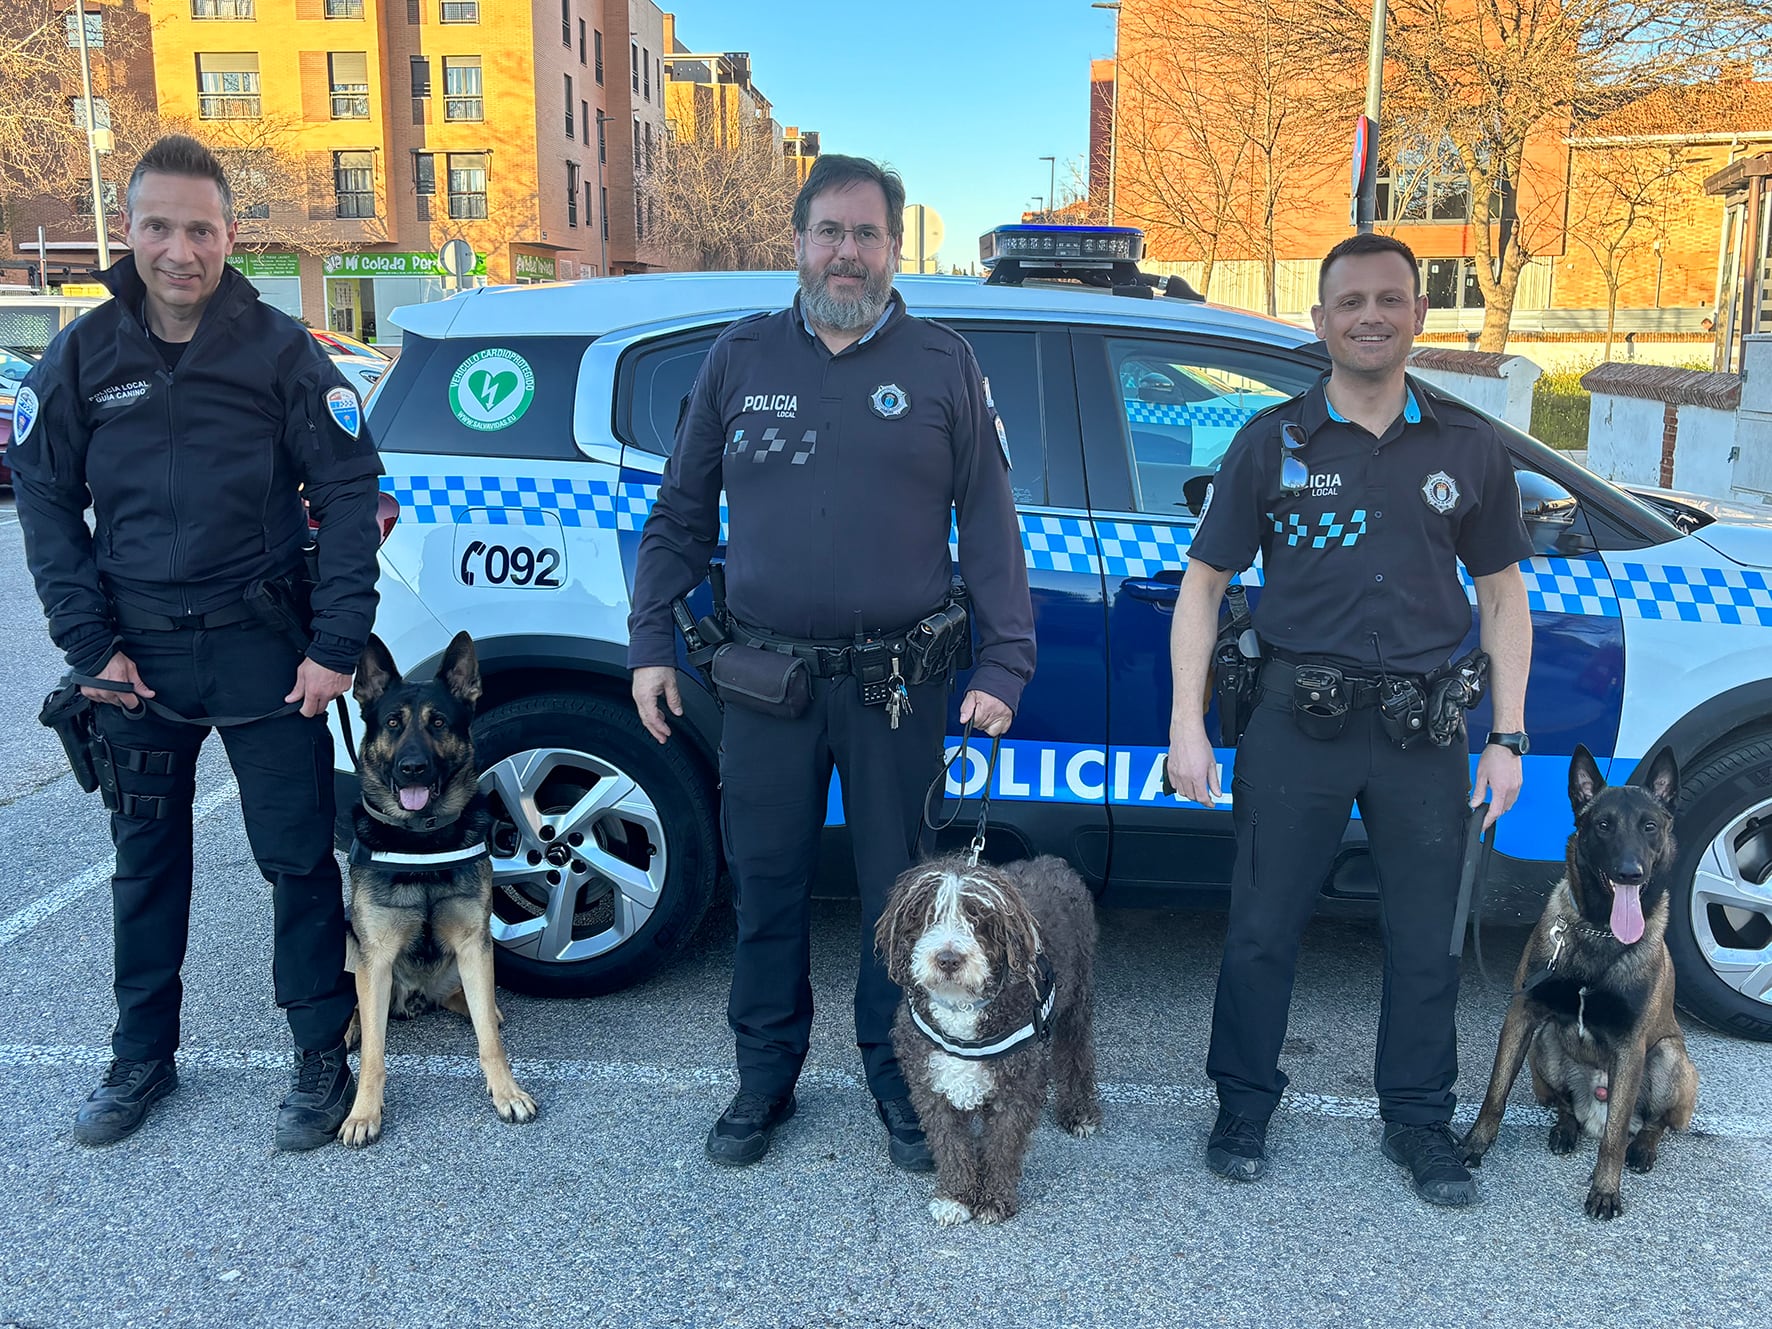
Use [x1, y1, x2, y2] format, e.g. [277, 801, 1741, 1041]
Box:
[13, 385, 39, 442]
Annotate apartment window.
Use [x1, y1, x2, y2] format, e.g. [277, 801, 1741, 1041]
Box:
[73, 180, 121, 215]
[329, 52, 370, 119]
[561, 0, 570, 45]
[580, 100, 589, 146]
[567, 161, 580, 226]
[237, 159, 271, 218]
[410, 56, 431, 98]
[643, 119, 653, 169]
[443, 57, 482, 121]
[583, 180, 592, 231]
[565, 75, 574, 138]
[634, 193, 643, 241]
[578, 19, 586, 64]
[325, 0, 365, 17]
[334, 150, 375, 218]
[600, 185, 608, 240]
[447, 152, 488, 219]
[642, 46, 650, 101]
[597, 116, 605, 164]
[631, 41, 638, 92]
[197, 53, 261, 119]
[65, 11, 104, 46]
[413, 152, 435, 194]
[439, 0, 479, 21]
[593, 29, 603, 84]
[190, 0, 254, 18]
[1376, 134, 1480, 225]
[69, 97, 112, 132]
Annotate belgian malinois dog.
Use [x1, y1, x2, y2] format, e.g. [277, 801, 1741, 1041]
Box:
[338, 631, 537, 1146]
[1460, 745, 1697, 1219]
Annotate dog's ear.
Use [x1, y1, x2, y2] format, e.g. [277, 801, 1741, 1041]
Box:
[1568, 744, 1604, 816]
[1642, 747, 1680, 814]
[438, 631, 482, 709]
[1000, 886, 1043, 989]
[873, 880, 919, 985]
[354, 634, 400, 708]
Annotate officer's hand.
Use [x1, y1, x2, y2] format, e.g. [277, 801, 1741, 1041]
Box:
[960, 690, 1013, 738]
[633, 666, 682, 744]
[1165, 723, 1221, 806]
[285, 658, 352, 719]
[82, 653, 154, 710]
[1471, 745, 1523, 830]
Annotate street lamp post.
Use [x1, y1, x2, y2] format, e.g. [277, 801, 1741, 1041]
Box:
[1355, 0, 1387, 234]
[72, 3, 111, 269]
[1092, 1, 1120, 224]
[1040, 155, 1056, 214]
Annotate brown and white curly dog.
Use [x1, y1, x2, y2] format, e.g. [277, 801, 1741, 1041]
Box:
[876, 852, 1101, 1225]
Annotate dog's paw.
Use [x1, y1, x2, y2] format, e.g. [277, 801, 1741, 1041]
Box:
[1457, 1131, 1490, 1168]
[970, 1197, 1018, 1225]
[338, 1111, 383, 1148]
[1547, 1121, 1581, 1155]
[1584, 1183, 1624, 1221]
[1625, 1138, 1657, 1174]
[928, 1197, 972, 1227]
[492, 1085, 538, 1124]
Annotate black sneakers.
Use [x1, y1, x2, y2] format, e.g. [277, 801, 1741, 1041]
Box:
[705, 1090, 797, 1167]
[71, 1058, 178, 1147]
[875, 1096, 934, 1172]
[274, 1043, 356, 1152]
[1382, 1122, 1479, 1207]
[1206, 1107, 1270, 1182]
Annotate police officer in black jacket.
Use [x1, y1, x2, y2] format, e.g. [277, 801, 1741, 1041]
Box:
[1166, 234, 1533, 1207]
[12, 137, 383, 1150]
[628, 155, 1035, 1169]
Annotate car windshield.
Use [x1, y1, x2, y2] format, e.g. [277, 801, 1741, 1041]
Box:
[311, 329, 389, 361]
[0, 348, 37, 384]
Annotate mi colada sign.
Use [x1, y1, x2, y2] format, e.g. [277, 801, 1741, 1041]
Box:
[323, 251, 484, 278]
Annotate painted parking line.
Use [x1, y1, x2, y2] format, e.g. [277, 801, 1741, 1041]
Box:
[3, 1042, 1768, 1140]
[0, 779, 239, 948]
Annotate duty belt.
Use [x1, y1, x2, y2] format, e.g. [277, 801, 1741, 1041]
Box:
[727, 620, 918, 680]
[1259, 657, 1404, 709]
[112, 599, 263, 632]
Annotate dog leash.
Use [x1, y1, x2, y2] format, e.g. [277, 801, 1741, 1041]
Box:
[1449, 801, 1499, 987]
[922, 720, 1002, 866]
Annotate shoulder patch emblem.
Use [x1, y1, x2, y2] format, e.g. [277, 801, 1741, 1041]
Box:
[13, 385, 39, 442]
[869, 383, 910, 420]
[1421, 470, 1460, 514]
[1198, 481, 1214, 522]
[325, 385, 361, 438]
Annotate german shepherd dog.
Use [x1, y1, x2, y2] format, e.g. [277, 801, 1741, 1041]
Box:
[338, 631, 537, 1146]
[1460, 745, 1697, 1219]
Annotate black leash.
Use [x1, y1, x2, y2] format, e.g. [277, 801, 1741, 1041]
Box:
[923, 720, 1002, 865]
[1449, 801, 1499, 987]
[66, 671, 358, 766]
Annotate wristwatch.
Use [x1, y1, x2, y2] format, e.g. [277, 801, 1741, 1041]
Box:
[1486, 730, 1530, 756]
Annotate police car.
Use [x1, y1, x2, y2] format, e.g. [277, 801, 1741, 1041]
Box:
[342, 224, 1772, 1041]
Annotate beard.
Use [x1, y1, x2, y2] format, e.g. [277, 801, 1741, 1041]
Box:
[797, 253, 894, 332]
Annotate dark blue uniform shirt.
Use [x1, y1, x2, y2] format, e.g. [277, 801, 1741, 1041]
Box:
[1187, 374, 1532, 675]
[628, 290, 1036, 710]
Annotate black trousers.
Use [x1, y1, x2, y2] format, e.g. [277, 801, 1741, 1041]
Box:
[94, 620, 355, 1061]
[717, 673, 946, 1104]
[1206, 689, 1471, 1127]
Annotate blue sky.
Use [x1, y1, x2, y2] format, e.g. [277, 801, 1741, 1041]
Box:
[660, 0, 1116, 271]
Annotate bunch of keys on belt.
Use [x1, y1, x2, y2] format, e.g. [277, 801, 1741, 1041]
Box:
[886, 656, 912, 730]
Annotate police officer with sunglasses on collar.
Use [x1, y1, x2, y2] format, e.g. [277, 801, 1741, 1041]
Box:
[1165, 234, 1533, 1208]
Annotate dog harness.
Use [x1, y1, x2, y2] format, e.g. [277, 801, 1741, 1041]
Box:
[349, 798, 491, 869]
[910, 955, 1056, 1061]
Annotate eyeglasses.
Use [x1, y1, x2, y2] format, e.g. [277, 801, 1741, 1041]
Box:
[805, 221, 891, 250]
[1280, 422, 1309, 493]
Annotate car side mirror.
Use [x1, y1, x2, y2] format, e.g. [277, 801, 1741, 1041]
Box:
[1182, 474, 1213, 517]
[1516, 470, 1579, 556]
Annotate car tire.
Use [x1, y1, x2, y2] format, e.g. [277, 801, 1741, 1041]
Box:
[472, 691, 718, 998]
[1663, 733, 1772, 1041]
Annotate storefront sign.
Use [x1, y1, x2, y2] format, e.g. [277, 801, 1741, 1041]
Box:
[227, 253, 300, 279]
[322, 250, 486, 278]
[512, 252, 557, 281]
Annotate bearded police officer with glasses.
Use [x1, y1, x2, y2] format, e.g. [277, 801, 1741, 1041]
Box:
[628, 155, 1034, 1171]
[1165, 233, 1533, 1207]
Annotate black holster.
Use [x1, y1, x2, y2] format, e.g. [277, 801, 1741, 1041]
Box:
[1425, 648, 1490, 748]
[244, 569, 314, 654]
[1291, 663, 1350, 741]
[39, 679, 101, 794]
[1212, 585, 1260, 747]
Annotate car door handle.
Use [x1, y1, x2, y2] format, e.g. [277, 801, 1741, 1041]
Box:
[1121, 578, 1180, 605]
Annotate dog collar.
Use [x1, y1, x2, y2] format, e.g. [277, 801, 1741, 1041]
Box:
[347, 834, 490, 870]
[360, 796, 464, 834]
[910, 955, 1056, 1061]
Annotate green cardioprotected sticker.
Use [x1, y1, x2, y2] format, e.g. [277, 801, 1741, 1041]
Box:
[449, 348, 536, 432]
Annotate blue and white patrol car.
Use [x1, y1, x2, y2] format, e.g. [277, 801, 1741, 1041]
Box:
[342, 225, 1772, 1041]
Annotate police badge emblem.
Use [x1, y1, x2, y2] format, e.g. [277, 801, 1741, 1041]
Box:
[1421, 470, 1460, 514]
[325, 385, 362, 438]
[869, 383, 910, 419]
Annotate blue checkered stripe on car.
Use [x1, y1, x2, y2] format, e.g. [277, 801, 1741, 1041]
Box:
[1612, 561, 1772, 625]
[1123, 400, 1260, 430]
[382, 475, 656, 528]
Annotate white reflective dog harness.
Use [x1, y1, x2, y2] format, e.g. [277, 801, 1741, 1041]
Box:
[910, 955, 1056, 1061]
[346, 837, 490, 869]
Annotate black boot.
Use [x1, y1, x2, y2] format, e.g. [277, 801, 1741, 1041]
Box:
[1382, 1122, 1479, 1207]
[705, 1090, 797, 1167]
[1206, 1107, 1270, 1182]
[71, 1058, 178, 1147]
[875, 1096, 934, 1172]
[275, 1043, 355, 1152]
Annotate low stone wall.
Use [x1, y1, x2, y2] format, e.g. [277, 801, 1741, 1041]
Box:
[1406, 348, 1542, 431]
[1580, 361, 1747, 496]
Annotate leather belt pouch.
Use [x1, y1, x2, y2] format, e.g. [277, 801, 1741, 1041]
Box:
[710, 643, 812, 720]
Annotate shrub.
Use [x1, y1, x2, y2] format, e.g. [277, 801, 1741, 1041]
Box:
[1532, 365, 1593, 451]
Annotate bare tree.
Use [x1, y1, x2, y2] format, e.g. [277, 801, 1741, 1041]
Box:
[1331, 0, 1772, 349]
[640, 114, 799, 272]
[1567, 145, 1693, 359]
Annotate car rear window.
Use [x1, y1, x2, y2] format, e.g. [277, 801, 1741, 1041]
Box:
[367, 335, 591, 460]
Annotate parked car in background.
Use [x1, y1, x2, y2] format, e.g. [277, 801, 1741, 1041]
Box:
[0, 347, 39, 490]
[312, 329, 391, 402]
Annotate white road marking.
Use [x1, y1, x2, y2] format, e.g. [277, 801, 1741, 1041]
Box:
[1, 1042, 1766, 1139]
[0, 779, 239, 948]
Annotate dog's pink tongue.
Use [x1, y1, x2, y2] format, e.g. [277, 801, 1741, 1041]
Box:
[1611, 883, 1645, 944]
[399, 786, 431, 812]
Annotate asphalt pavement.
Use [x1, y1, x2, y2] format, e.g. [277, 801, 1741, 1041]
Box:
[1, 496, 1768, 1329]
